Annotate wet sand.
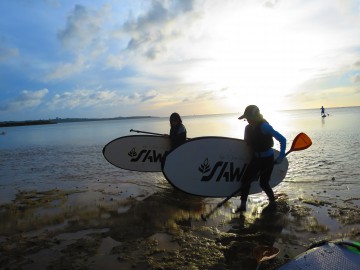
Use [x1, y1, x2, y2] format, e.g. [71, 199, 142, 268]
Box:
[0, 183, 360, 270]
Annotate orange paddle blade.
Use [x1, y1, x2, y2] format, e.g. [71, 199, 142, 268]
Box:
[290, 132, 312, 152]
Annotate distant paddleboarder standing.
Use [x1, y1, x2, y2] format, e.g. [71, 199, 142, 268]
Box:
[237, 105, 287, 212]
[321, 106, 327, 117]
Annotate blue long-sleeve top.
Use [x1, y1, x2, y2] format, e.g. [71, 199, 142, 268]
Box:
[257, 122, 286, 160]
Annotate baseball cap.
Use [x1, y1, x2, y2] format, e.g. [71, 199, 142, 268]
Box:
[238, 105, 260, 120]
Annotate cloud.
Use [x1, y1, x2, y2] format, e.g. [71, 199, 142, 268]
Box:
[48, 1, 194, 81]
[287, 84, 360, 107]
[0, 43, 19, 62]
[127, 90, 159, 102]
[46, 88, 160, 111]
[352, 73, 360, 83]
[116, 0, 198, 62]
[0, 89, 48, 112]
[58, 4, 108, 52]
[44, 55, 87, 81]
[49, 89, 115, 109]
[263, 0, 280, 8]
[138, 90, 159, 102]
[183, 90, 222, 102]
[123, 0, 195, 33]
[40, 5, 111, 81]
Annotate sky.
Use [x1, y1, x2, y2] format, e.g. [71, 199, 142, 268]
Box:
[1, 0, 360, 121]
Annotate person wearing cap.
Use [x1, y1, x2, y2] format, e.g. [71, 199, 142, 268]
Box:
[164, 112, 187, 149]
[237, 105, 286, 212]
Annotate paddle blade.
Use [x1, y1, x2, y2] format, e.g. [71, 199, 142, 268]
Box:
[253, 246, 280, 263]
[289, 132, 312, 153]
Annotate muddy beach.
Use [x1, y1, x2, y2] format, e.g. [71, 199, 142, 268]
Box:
[1, 183, 359, 270]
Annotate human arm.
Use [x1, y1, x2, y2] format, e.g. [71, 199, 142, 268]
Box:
[261, 123, 286, 163]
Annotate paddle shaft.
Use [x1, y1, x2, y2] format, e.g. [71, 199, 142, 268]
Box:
[130, 129, 192, 139]
[201, 188, 239, 221]
[129, 129, 163, 136]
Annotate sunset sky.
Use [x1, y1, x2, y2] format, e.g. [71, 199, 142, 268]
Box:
[1, 0, 360, 121]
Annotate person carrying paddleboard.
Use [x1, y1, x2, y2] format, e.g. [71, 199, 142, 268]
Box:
[164, 112, 187, 149]
[237, 105, 286, 212]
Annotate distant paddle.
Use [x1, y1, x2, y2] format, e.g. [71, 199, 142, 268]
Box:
[253, 246, 280, 270]
[200, 132, 312, 221]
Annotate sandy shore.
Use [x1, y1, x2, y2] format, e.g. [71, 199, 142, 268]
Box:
[0, 184, 360, 270]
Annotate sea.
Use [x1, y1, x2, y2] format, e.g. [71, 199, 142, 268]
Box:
[1, 106, 360, 208]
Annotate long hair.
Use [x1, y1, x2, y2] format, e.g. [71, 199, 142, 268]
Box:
[170, 112, 182, 124]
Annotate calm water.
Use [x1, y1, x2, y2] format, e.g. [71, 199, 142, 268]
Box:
[0, 107, 360, 204]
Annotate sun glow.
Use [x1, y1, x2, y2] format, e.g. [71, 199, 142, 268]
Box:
[178, 2, 339, 113]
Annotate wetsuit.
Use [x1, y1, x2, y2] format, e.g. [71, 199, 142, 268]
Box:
[169, 123, 187, 149]
[240, 120, 286, 202]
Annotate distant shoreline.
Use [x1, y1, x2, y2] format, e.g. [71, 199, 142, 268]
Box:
[0, 120, 57, 127]
[2, 106, 359, 128]
[0, 116, 157, 127]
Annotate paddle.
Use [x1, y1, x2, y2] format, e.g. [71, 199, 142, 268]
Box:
[130, 129, 192, 139]
[253, 246, 280, 270]
[200, 132, 312, 221]
[129, 129, 163, 136]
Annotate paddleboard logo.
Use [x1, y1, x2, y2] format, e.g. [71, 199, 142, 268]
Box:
[198, 158, 247, 182]
[198, 158, 211, 174]
[128, 148, 164, 163]
[128, 148, 137, 157]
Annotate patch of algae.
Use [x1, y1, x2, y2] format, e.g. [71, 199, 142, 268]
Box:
[49, 237, 100, 270]
[108, 225, 227, 270]
[0, 189, 82, 235]
[328, 205, 360, 225]
[14, 189, 73, 206]
[152, 232, 225, 270]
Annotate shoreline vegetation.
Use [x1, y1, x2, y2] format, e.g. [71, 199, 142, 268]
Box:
[0, 116, 156, 127]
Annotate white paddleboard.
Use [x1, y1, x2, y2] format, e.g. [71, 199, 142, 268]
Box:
[278, 240, 360, 270]
[103, 135, 171, 172]
[162, 136, 288, 197]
